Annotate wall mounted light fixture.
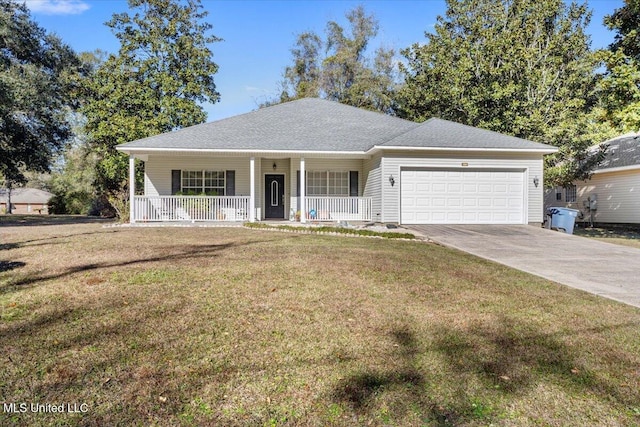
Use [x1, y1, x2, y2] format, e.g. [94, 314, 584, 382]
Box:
[389, 175, 395, 186]
[272, 162, 277, 171]
[533, 176, 539, 188]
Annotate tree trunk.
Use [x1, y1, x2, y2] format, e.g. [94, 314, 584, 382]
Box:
[6, 184, 12, 214]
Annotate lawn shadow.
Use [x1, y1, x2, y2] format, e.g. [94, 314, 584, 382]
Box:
[0, 235, 290, 295]
[332, 328, 465, 425]
[2, 230, 120, 249]
[1, 242, 233, 293]
[0, 260, 26, 272]
[430, 315, 640, 409]
[331, 317, 640, 425]
[0, 215, 114, 227]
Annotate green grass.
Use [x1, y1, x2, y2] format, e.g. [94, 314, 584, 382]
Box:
[244, 222, 416, 239]
[574, 226, 640, 249]
[1, 217, 639, 426]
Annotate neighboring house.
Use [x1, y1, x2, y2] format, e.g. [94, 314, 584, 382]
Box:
[545, 132, 640, 224]
[116, 98, 556, 225]
[0, 188, 54, 214]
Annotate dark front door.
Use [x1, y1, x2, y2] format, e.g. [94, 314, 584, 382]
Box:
[265, 174, 285, 219]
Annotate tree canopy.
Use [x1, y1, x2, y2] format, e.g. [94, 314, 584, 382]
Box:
[274, 6, 397, 114]
[597, 0, 640, 132]
[397, 0, 613, 186]
[605, 0, 640, 61]
[0, 0, 81, 185]
[82, 0, 221, 196]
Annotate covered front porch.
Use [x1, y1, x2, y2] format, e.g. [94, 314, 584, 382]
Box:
[126, 154, 372, 223]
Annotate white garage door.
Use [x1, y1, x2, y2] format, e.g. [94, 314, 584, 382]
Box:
[400, 169, 525, 224]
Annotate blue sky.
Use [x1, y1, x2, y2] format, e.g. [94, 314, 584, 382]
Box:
[24, 0, 623, 122]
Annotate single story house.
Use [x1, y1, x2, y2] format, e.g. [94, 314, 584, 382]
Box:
[116, 98, 556, 225]
[0, 188, 54, 214]
[545, 132, 640, 224]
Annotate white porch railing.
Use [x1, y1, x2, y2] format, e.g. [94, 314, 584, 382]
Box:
[304, 197, 372, 222]
[133, 196, 250, 222]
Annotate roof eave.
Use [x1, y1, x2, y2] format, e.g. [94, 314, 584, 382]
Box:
[368, 145, 558, 155]
[593, 164, 640, 174]
[115, 146, 369, 158]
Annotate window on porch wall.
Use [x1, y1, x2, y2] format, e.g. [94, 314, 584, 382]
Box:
[564, 185, 577, 203]
[307, 171, 349, 196]
[181, 170, 225, 195]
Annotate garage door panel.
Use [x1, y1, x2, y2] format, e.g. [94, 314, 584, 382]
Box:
[416, 198, 431, 207]
[477, 198, 492, 207]
[432, 198, 446, 207]
[401, 169, 524, 224]
[493, 184, 508, 193]
[432, 183, 446, 192]
[416, 183, 430, 192]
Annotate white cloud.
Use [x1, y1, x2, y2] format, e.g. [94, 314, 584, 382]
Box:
[24, 0, 90, 15]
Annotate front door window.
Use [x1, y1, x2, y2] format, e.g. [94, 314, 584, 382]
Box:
[265, 174, 285, 218]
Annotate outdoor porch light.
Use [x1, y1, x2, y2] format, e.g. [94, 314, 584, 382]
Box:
[533, 176, 539, 188]
[272, 162, 277, 171]
[389, 174, 395, 186]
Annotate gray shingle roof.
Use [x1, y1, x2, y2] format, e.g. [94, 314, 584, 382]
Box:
[119, 98, 419, 152]
[381, 117, 552, 150]
[0, 188, 54, 204]
[117, 98, 555, 153]
[597, 133, 640, 170]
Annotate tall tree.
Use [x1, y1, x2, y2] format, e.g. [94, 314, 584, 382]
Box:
[274, 6, 397, 114]
[605, 0, 640, 60]
[398, 0, 612, 186]
[47, 113, 100, 215]
[0, 0, 80, 190]
[597, 0, 640, 132]
[283, 32, 322, 100]
[82, 0, 221, 206]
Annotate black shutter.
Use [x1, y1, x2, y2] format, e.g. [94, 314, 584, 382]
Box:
[225, 170, 235, 196]
[171, 170, 181, 195]
[349, 171, 359, 197]
[296, 170, 300, 196]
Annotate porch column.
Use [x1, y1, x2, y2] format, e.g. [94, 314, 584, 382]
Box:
[129, 155, 136, 224]
[300, 156, 306, 223]
[249, 157, 256, 222]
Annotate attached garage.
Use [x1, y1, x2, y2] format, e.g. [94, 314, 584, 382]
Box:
[400, 168, 526, 224]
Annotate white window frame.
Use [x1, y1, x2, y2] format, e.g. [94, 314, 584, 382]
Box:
[306, 171, 349, 196]
[181, 170, 225, 195]
[564, 185, 577, 203]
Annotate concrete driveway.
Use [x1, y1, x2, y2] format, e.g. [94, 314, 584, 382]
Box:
[408, 225, 640, 309]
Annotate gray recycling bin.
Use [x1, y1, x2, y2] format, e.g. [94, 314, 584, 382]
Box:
[546, 207, 580, 234]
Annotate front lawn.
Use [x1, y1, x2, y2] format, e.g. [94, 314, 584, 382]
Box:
[1, 220, 639, 426]
[574, 225, 640, 249]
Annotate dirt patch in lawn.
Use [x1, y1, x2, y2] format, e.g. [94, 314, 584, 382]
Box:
[1, 222, 639, 426]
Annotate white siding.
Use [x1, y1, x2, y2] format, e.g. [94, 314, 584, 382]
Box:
[144, 155, 254, 197]
[363, 154, 382, 222]
[575, 170, 640, 223]
[145, 155, 363, 221]
[290, 158, 364, 193]
[380, 151, 545, 224]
